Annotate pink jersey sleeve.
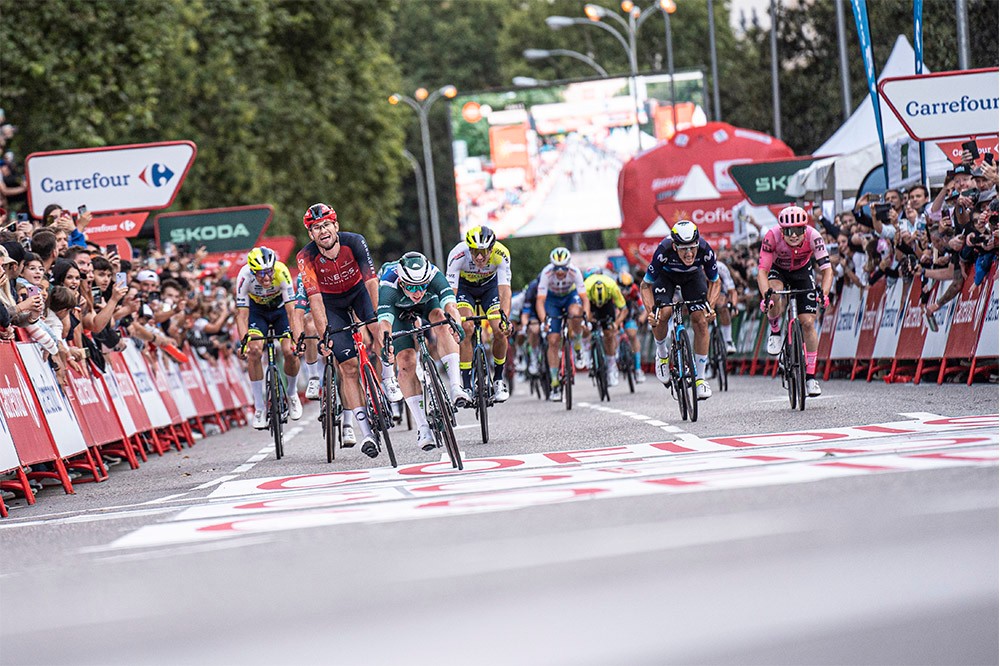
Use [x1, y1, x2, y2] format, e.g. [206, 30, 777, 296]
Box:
[807, 227, 831, 267]
[758, 228, 778, 273]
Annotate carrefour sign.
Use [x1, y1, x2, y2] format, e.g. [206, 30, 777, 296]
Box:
[25, 141, 197, 219]
[879, 68, 999, 141]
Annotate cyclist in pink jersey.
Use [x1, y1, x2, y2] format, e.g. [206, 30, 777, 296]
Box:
[757, 205, 833, 397]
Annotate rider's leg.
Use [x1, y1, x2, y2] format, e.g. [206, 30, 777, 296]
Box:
[429, 308, 463, 391]
[280, 338, 301, 395]
[626, 326, 641, 371]
[652, 305, 672, 359]
[568, 303, 584, 354]
[603, 324, 617, 356]
[690, 309, 710, 379]
[458, 305, 475, 390]
[717, 296, 734, 345]
[488, 315, 508, 381]
[546, 331, 561, 385]
[246, 339, 265, 410]
[800, 312, 819, 377]
[338, 357, 372, 438]
[766, 278, 786, 334]
[396, 348, 428, 429]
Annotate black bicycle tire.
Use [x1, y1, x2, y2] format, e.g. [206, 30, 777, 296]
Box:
[712, 325, 729, 392]
[620, 338, 636, 393]
[792, 320, 806, 411]
[784, 327, 797, 409]
[671, 340, 688, 421]
[474, 346, 490, 444]
[324, 360, 337, 463]
[428, 359, 462, 469]
[362, 363, 396, 467]
[679, 331, 698, 423]
[266, 365, 283, 460]
[593, 339, 609, 402]
[563, 336, 574, 410]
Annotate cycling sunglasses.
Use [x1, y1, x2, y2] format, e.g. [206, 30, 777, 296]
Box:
[401, 282, 428, 294]
[253, 268, 275, 278]
[782, 227, 806, 237]
[676, 244, 698, 253]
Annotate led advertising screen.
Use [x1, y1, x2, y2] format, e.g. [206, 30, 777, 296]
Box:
[451, 71, 706, 239]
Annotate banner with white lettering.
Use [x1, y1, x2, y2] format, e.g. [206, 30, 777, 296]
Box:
[921, 280, 955, 358]
[974, 275, 998, 357]
[161, 357, 197, 420]
[25, 141, 196, 219]
[97, 363, 138, 437]
[120, 340, 171, 428]
[65, 362, 126, 446]
[829, 285, 865, 359]
[15, 343, 87, 458]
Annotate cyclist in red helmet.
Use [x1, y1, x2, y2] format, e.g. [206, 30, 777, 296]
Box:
[757, 205, 833, 397]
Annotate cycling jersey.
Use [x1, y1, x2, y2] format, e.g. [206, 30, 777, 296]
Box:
[644, 237, 719, 284]
[537, 263, 585, 298]
[758, 226, 830, 273]
[446, 241, 512, 287]
[584, 274, 626, 309]
[235, 261, 296, 308]
[717, 262, 736, 292]
[296, 232, 376, 299]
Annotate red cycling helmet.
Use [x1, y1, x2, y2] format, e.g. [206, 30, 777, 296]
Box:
[303, 203, 337, 228]
[777, 205, 809, 228]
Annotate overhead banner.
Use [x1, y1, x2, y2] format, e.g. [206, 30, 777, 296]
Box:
[84, 212, 150, 240]
[25, 140, 196, 219]
[878, 68, 1000, 141]
[154, 204, 273, 254]
[729, 156, 824, 205]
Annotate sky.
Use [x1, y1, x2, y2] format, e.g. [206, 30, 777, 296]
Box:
[729, 0, 775, 30]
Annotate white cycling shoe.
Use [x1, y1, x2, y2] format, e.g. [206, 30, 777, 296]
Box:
[417, 425, 435, 452]
[342, 425, 357, 447]
[305, 377, 321, 401]
[695, 379, 712, 400]
[252, 409, 268, 430]
[493, 379, 509, 402]
[655, 356, 671, 384]
[452, 385, 473, 408]
[806, 378, 822, 397]
[725, 341, 737, 354]
[608, 366, 620, 387]
[767, 333, 782, 355]
[635, 370, 646, 383]
[382, 376, 404, 403]
[287, 393, 303, 421]
[549, 385, 562, 402]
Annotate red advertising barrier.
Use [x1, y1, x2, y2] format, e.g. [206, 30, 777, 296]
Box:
[65, 363, 126, 447]
[0, 343, 61, 466]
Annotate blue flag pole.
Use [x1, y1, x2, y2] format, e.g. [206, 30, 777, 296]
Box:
[849, 0, 889, 185]
[914, 0, 928, 189]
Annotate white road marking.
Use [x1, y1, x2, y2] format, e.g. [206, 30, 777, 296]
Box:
[193, 474, 238, 490]
[759, 394, 840, 403]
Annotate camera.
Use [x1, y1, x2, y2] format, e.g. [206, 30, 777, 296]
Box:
[873, 203, 892, 223]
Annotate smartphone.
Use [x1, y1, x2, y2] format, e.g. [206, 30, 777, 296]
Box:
[985, 152, 995, 166]
[78, 204, 88, 215]
[91, 286, 103, 302]
[115, 272, 127, 288]
[105, 243, 117, 255]
[25, 284, 41, 299]
[960, 140, 978, 164]
[16, 212, 28, 223]
[945, 169, 955, 183]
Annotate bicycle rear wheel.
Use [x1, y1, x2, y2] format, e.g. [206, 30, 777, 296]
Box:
[670, 342, 688, 421]
[619, 338, 636, 393]
[427, 357, 462, 470]
[474, 346, 490, 444]
[266, 365, 283, 460]
[592, 341, 609, 402]
[562, 336, 574, 411]
[678, 331, 699, 423]
[362, 364, 396, 467]
[323, 360, 339, 463]
[711, 324, 729, 392]
[791, 320, 806, 411]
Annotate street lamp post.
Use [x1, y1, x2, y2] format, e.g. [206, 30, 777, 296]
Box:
[401, 149, 431, 258]
[522, 48, 609, 77]
[389, 84, 458, 268]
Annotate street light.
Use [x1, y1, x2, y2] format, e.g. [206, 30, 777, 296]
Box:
[400, 149, 431, 258]
[512, 76, 549, 87]
[522, 48, 609, 77]
[388, 84, 458, 267]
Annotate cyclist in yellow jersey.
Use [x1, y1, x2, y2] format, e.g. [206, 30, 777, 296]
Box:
[584, 273, 627, 387]
[446, 225, 513, 403]
[235, 246, 303, 429]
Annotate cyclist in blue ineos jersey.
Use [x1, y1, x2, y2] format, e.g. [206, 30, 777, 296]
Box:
[639, 220, 721, 400]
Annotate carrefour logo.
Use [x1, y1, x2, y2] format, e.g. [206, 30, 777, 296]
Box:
[138, 163, 175, 188]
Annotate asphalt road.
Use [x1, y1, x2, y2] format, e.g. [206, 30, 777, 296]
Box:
[1, 371, 997, 665]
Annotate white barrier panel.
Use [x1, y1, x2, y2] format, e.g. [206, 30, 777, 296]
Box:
[121, 341, 171, 428]
[15, 343, 87, 458]
[194, 353, 225, 413]
[736, 312, 761, 354]
[975, 277, 999, 357]
[99, 365, 137, 437]
[873, 279, 906, 359]
[0, 411, 22, 472]
[921, 280, 956, 358]
[829, 285, 864, 360]
[162, 357, 197, 420]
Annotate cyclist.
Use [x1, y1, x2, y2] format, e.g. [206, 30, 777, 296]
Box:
[446, 225, 512, 404]
[379, 252, 468, 451]
[584, 272, 627, 387]
[714, 261, 739, 354]
[640, 220, 721, 401]
[235, 246, 303, 429]
[536, 247, 589, 401]
[292, 272, 326, 401]
[757, 205, 833, 397]
[517, 277, 542, 376]
[617, 270, 646, 383]
[297, 202, 383, 458]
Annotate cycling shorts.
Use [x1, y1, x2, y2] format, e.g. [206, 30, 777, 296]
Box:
[385, 298, 444, 353]
[322, 282, 376, 363]
[456, 278, 501, 314]
[544, 291, 582, 333]
[650, 271, 709, 312]
[591, 302, 617, 328]
[247, 302, 291, 340]
[767, 265, 818, 315]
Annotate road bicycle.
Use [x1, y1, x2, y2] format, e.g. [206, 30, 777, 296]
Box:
[616, 329, 637, 394]
[525, 332, 550, 401]
[546, 313, 583, 411]
[462, 312, 503, 444]
[329, 317, 397, 467]
[387, 315, 464, 470]
[244, 327, 288, 460]
[588, 317, 613, 402]
[708, 313, 729, 392]
[298, 332, 343, 464]
[653, 299, 703, 423]
[766, 287, 821, 412]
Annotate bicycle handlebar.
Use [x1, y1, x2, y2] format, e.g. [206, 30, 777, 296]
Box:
[387, 316, 456, 341]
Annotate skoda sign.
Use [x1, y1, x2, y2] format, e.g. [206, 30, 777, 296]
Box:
[154, 205, 273, 254]
[25, 141, 197, 219]
[878, 68, 999, 141]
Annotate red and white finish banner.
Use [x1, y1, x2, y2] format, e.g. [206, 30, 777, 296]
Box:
[15, 343, 88, 459]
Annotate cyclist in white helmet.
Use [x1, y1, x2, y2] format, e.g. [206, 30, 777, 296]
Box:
[536, 247, 590, 401]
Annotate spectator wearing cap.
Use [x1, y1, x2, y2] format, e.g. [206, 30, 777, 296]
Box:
[928, 164, 976, 228]
[1, 240, 24, 293]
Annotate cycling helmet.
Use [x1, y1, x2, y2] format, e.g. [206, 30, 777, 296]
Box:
[591, 280, 610, 306]
[618, 271, 634, 288]
[465, 225, 496, 251]
[582, 267, 598, 280]
[397, 251, 434, 286]
[550, 247, 571, 267]
[670, 219, 699, 246]
[777, 205, 809, 228]
[246, 246, 276, 272]
[303, 202, 337, 228]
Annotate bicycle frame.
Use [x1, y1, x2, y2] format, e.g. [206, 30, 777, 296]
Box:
[245, 328, 287, 460]
[462, 313, 501, 444]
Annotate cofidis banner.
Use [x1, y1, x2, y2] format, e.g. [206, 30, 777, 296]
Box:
[25, 141, 197, 219]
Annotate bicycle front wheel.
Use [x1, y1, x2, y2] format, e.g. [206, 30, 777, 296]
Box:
[678, 331, 699, 423]
[428, 359, 462, 470]
[323, 360, 339, 463]
[362, 363, 396, 467]
[592, 341, 609, 402]
[563, 336, 574, 411]
[791, 320, 806, 411]
[474, 346, 490, 444]
[266, 365, 283, 460]
[619, 338, 636, 394]
[711, 324, 729, 392]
